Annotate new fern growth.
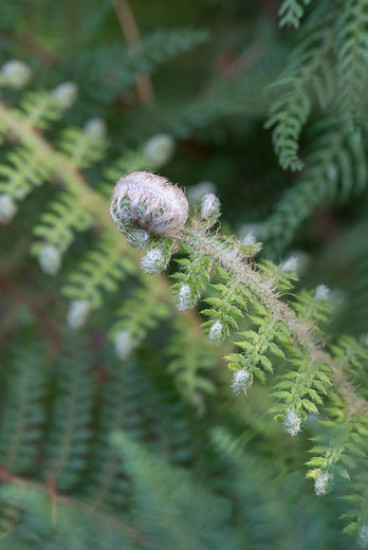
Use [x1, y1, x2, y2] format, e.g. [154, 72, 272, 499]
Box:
[110, 170, 368, 540]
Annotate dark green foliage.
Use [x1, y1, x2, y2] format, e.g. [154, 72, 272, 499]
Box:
[1, 0, 368, 548]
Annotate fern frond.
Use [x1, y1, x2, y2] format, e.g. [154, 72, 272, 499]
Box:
[110, 430, 232, 550]
[167, 319, 217, 410]
[0, 483, 136, 549]
[44, 344, 95, 492]
[89, 360, 161, 509]
[271, 345, 333, 427]
[17, 89, 73, 129]
[0, 96, 226, 406]
[0, 147, 52, 201]
[32, 190, 93, 255]
[201, 274, 249, 341]
[0, 349, 46, 474]
[306, 382, 368, 502]
[227, 311, 288, 387]
[62, 234, 135, 309]
[73, 28, 210, 102]
[337, 0, 368, 128]
[263, 118, 367, 254]
[110, 281, 171, 346]
[278, 0, 311, 29]
[210, 428, 296, 547]
[265, 11, 334, 171]
[58, 125, 107, 169]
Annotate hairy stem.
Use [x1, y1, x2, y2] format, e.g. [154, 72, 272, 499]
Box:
[182, 227, 368, 418]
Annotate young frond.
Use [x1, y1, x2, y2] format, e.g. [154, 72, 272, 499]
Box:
[306, 392, 368, 502]
[201, 277, 249, 342]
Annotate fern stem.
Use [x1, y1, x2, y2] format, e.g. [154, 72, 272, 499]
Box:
[112, 0, 155, 105]
[183, 227, 368, 418]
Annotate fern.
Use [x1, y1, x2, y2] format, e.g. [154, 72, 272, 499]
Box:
[0, 146, 52, 202]
[265, 8, 335, 170]
[63, 234, 135, 309]
[262, 118, 368, 255]
[337, 0, 368, 129]
[110, 282, 170, 347]
[44, 343, 95, 492]
[278, 0, 311, 29]
[32, 190, 94, 256]
[17, 88, 76, 129]
[167, 319, 218, 409]
[72, 28, 210, 103]
[0, 348, 46, 474]
[110, 430, 233, 550]
[3, 2, 368, 546]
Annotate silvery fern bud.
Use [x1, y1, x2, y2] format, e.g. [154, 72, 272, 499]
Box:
[314, 284, 330, 301]
[114, 329, 135, 360]
[238, 222, 263, 241]
[1, 60, 32, 89]
[200, 193, 221, 224]
[143, 134, 175, 169]
[0, 194, 17, 223]
[314, 472, 331, 496]
[280, 255, 299, 273]
[209, 320, 224, 343]
[110, 171, 188, 248]
[67, 300, 90, 330]
[231, 368, 252, 394]
[52, 82, 78, 109]
[141, 248, 166, 274]
[188, 181, 216, 203]
[280, 252, 309, 274]
[38, 245, 62, 275]
[83, 118, 107, 140]
[359, 525, 368, 549]
[177, 283, 197, 311]
[283, 409, 301, 436]
[241, 232, 256, 246]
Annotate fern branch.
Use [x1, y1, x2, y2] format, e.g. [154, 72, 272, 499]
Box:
[113, 0, 155, 105]
[265, 14, 334, 170]
[337, 0, 368, 127]
[0, 469, 160, 549]
[262, 118, 367, 254]
[0, 99, 224, 407]
[181, 228, 368, 421]
[278, 0, 311, 29]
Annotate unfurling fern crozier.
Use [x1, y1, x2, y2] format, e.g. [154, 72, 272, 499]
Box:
[110, 171, 188, 248]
